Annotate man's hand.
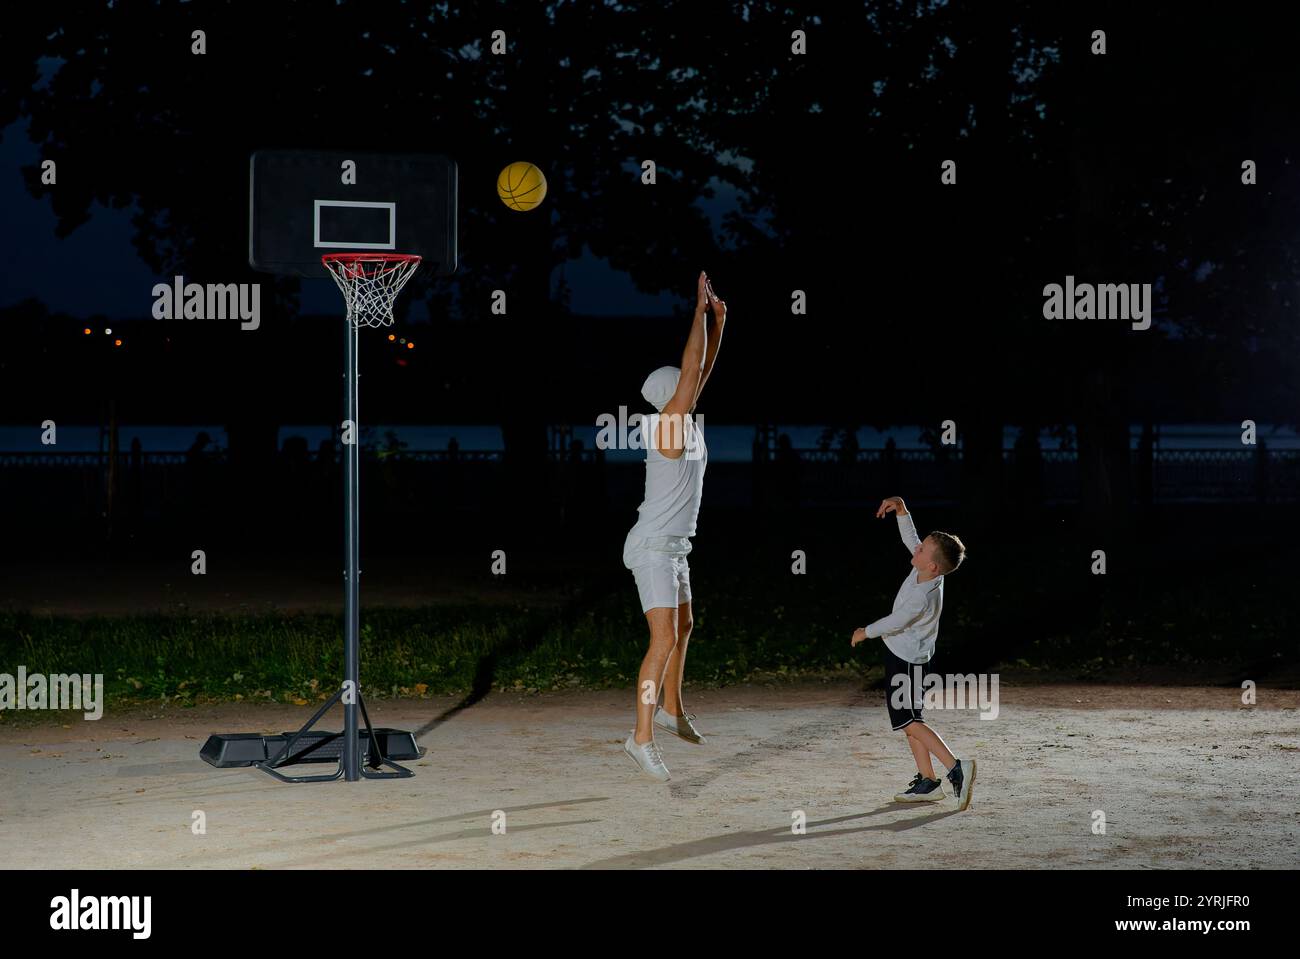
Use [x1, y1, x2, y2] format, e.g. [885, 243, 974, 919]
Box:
[705, 275, 726, 319]
[876, 496, 907, 518]
[850, 627, 868, 647]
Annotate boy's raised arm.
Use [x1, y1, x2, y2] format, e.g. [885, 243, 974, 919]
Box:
[876, 495, 921, 552]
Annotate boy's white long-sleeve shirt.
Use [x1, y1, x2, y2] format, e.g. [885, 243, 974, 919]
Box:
[865, 512, 944, 664]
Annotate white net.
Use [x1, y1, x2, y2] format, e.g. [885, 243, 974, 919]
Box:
[322, 254, 422, 329]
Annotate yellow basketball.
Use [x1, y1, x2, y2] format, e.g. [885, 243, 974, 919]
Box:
[497, 161, 547, 211]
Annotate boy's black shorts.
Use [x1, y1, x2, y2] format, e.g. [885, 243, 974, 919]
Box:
[884, 648, 927, 730]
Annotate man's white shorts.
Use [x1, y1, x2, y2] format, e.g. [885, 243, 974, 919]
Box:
[624, 533, 693, 613]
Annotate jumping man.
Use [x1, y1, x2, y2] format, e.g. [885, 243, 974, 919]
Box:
[622, 270, 727, 781]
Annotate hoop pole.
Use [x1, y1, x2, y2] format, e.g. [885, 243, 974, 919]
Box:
[343, 317, 360, 781]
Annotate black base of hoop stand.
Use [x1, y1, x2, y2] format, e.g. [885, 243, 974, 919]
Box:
[202, 307, 416, 783]
[256, 685, 413, 784]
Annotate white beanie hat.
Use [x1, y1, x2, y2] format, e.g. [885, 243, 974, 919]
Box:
[640, 366, 681, 412]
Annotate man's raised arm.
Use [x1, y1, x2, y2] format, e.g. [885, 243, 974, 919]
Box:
[656, 272, 710, 458]
[691, 275, 726, 409]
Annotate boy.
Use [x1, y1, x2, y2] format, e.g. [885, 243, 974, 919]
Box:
[851, 495, 976, 810]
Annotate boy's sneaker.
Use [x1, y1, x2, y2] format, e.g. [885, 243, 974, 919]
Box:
[946, 758, 976, 811]
[894, 773, 945, 803]
[623, 733, 670, 781]
[654, 706, 706, 743]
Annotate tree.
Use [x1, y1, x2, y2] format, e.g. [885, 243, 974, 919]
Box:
[3, 0, 736, 506]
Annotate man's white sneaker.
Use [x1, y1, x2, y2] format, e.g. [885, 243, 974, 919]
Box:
[623, 733, 670, 781]
[654, 706, 706, 743]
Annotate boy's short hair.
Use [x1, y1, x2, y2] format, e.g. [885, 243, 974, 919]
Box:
[928, 531, 966, 573]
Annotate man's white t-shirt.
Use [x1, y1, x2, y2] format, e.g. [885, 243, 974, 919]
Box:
[628, 415, 707, 542]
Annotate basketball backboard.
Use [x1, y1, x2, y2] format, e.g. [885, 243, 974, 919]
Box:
[249, 150, 457, 278]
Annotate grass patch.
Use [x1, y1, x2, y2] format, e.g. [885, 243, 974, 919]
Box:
[1, 550, 1294, 722]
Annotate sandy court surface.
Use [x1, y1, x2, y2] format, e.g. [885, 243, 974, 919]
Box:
[1, 680, 1297, 869]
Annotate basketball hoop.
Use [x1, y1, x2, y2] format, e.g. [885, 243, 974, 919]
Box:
[209, 151, 456, 785]
[322, 253, 422, 329]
